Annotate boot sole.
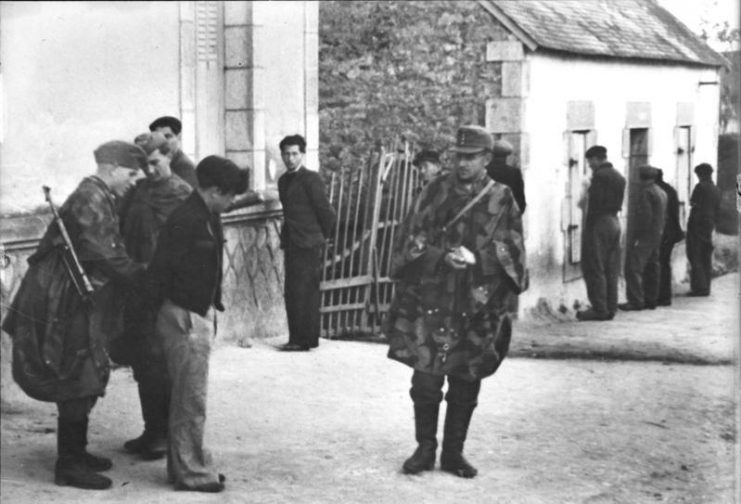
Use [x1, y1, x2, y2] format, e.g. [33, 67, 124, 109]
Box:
[55, 474, 113, 490]
[402, 461, 435, 474]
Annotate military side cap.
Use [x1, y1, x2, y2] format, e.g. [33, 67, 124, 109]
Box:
[94, 140, 147, 170]
[452, 125, 493, 154]
[492, 139, 513, 156]
[134, 131, 168, 155]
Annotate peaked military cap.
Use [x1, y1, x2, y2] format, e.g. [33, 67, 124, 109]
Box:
[451, 125, 493, 154]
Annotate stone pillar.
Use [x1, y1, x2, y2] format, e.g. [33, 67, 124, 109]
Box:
[485, 40, 528, 171]
[223, 1, 265, 188]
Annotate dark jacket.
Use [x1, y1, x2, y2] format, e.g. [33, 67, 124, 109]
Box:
[278, 166, 336, 249]
[171, 149, 198, 189]
[149, 191, 225, 316]
[656, 179, 684, 245]
[633, 180, 667, 248]
[486, 160, 526, 213]
[586, 162, 626, 225]
[2, 177, 143, 402]
[120, 175, 193, 263]
[689, 177, 721, 223]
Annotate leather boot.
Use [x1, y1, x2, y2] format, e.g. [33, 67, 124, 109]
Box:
[440, 402, 478, 478]
[124, 381, 168, 460]
[80, 417, 112, 472]
[55, 419, 112, 490]
[402, 402, 439, 474]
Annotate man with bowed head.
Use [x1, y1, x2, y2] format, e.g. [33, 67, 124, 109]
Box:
[386, 125, 527, 478]
[2, 141, 147, 489]
[149, 155, 249, 492]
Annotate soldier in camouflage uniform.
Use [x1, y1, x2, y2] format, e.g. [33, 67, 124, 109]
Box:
[2, 141, 147, 490]
[387, 125, 527, 478]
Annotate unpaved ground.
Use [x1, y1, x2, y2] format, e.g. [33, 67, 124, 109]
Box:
[1, 274, 738, 504]
[1, 346, 737, 504]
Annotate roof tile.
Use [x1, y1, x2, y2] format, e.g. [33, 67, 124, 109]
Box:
[485, 0, 725, 66]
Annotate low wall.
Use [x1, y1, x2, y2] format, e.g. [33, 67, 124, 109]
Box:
[0, 200, 287, 407]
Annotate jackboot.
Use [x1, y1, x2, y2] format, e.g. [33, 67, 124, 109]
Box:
[55, 419, 112, 490]
[402, 402, 439, 474]
[80, 417, 112, 471]
[440, 402, 478, 478]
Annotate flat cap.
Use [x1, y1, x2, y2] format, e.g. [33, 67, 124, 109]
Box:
[451, 125, 493, 154]
[694, 163, 713, 175]
[412, 149, 441, 167]
[134, 132, 168, 155]
[94, 140, 147, 170]
[492, 139, 513, 156]
[639, 165, 658, 180]
[585, 145, 607, 159]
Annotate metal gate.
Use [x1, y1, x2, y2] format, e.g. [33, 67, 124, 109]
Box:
[319, 142, 420, 339]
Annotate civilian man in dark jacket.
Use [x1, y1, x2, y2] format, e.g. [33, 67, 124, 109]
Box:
[655, 169, 684, 305]
[686, 163, 722, 296]
[149, 116, 198, 189]
[576, 146, 626, 321]
[149, 156, 248, 492]
[277, 134, 337, 351]
[2, 141, 146, 490]
[486, 139, 526, 213]
[619, 166, 667, 311]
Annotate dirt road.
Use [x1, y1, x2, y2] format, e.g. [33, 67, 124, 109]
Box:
[1, 274, 738, 504]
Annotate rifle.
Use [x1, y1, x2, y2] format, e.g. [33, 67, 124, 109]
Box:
[42, 185, 95, 301]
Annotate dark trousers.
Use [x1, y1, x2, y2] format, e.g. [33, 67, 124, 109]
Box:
[686, 223, 713, 295]
[410, 371, 481, 408]
[581, 215, 621, 315]
[657, 241, 675, 305]
[625, 242, 660, 307]
[132, 354, 170, 439]
[56, 396, 97, 458]
[284, 244, 322, 348]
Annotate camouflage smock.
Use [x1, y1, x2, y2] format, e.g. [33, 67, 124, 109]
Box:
[386, 171, 527, 381]
[2, 176, 142, 402]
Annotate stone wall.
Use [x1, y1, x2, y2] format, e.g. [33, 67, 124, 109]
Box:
[319, 0, 500, 173]
[0, 203, 286, 406]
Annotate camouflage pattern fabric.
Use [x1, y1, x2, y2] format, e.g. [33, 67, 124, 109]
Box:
[386, 171, 527, 381]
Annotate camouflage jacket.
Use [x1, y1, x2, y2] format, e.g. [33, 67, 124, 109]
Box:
[386, 171, 527, 380]
[2, 176, 142, 402]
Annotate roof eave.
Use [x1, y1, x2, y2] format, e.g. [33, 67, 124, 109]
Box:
[477, 0, 538, 52]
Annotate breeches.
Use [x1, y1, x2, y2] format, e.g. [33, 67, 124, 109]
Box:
[409, 370, 481, 406]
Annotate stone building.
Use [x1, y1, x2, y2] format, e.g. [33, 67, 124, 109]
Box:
[319, 0, 726, 317]
[479, 0, 725, 312]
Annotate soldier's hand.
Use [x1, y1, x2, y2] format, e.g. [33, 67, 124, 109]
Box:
[444, 251, 468, 270]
